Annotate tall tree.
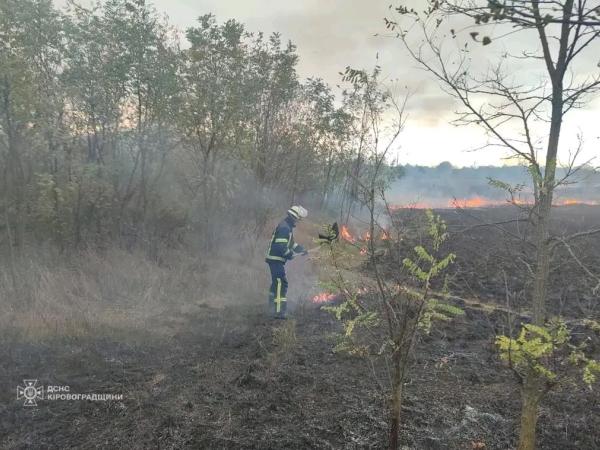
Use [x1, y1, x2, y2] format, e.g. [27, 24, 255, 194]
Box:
[246, 32, 299, 185]
[0, 0, 63, 249]
[178, 14, 247, 248]
[107, 0, 179, 230]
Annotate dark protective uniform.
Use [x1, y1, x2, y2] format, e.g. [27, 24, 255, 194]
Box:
[265, 215, 306, 318]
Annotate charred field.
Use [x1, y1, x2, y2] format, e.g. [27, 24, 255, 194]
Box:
[1, 206, 600, 450]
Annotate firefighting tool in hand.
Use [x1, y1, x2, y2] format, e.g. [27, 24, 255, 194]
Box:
[298, 222, 340, 257]
[318, 222, 340, 243]
[279, 220, 339, 257]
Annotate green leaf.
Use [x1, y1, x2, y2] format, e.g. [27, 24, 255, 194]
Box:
[584, 360, 600, 385]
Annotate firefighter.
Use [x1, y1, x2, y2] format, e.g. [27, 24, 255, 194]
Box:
[265, 206, 308, 319]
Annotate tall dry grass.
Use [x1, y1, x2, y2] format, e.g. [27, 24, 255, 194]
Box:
[0, 242, 267, 342]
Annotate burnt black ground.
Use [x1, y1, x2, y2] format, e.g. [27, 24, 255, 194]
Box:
[2, 206, 600, 449]
[2, 296, 599, 449]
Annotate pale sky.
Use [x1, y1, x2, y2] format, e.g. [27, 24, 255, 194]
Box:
[57, 0, 600, 168]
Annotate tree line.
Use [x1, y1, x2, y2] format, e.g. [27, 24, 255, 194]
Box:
[0, 0, 386, 254]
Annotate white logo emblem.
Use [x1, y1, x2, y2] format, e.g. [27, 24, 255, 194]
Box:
[17, 380, 44, 406]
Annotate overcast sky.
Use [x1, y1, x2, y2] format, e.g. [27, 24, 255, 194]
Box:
[57, 0, 600, 168]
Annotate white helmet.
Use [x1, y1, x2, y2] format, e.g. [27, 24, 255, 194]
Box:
[287, 205, 308, 220]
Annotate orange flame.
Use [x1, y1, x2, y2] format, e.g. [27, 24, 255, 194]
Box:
[312, 292, 337, 303]
[359, 247, 367, 255]
[361, 231, 371, 241]
[559, 199, 581, 206]
[340, 225, 356, 243]
[554, 199, 599, 206]
[380, 230, 390, 240]
[451, 197, 506, 208]
[389, 197, 599, 210]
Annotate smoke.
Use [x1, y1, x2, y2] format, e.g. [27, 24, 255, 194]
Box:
[386, 164, 600, 207]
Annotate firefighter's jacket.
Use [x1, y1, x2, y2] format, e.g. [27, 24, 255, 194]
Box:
[265, 216, 306, 263]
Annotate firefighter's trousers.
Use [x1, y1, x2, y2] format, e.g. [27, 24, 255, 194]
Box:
[267, 261, 288, 318]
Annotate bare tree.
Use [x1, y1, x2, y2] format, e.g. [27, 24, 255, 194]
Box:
[388, 1, 600, 448]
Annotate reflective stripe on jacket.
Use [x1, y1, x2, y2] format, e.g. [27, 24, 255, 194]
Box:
[266, 216, 302, 263]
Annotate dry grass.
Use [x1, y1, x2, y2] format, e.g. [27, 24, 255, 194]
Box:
[272, 319, 297, 351]
[265, 319, 299, 370]
[0, 215, 324, 344]
[0, 243, 267, 342]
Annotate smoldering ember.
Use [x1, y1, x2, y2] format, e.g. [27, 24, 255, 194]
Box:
[1, 1, 600, 449]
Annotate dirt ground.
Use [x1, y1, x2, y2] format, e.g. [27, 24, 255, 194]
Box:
[2, 301, 599, 449]
[1, 207, 600, 449]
